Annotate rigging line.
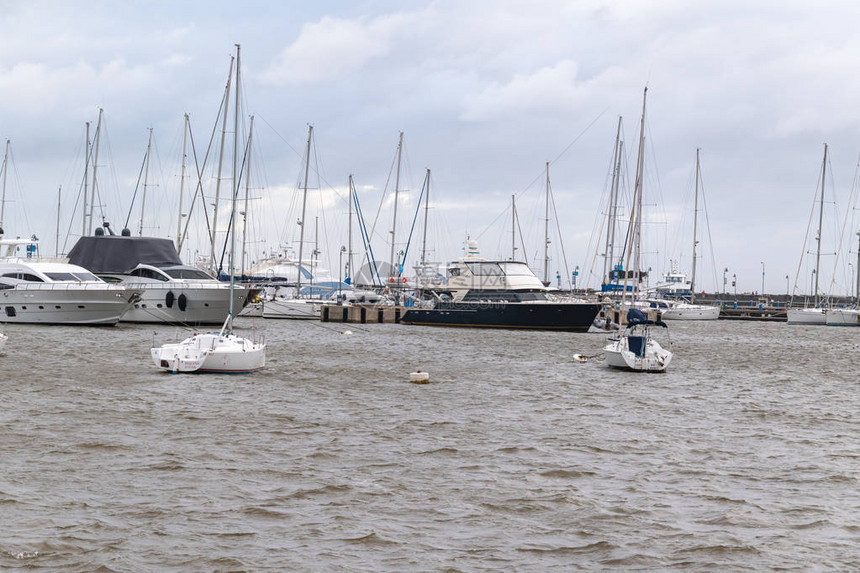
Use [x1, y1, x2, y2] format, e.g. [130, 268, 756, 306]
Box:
[401, 174, 428, 266]
[7, 145, 34, 237]
[548, 179, 572, 290]
[369, 138, 400, 246]
[61, 147, 93, 254]
[180, 113, 220, 253]
[791, 153, 825, 301]
[476, 109, 608, 241]
[217, 135, 250, 274]
[124, 145, 150, 229]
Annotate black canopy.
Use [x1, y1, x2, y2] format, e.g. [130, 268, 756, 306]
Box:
[626, 307, 668, 328]
[68, 236, 183, 273]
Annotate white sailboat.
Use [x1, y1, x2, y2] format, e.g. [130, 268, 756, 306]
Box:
[787, 144, 829, 325]
[603, 87, 673, 372]
[151, 44, 265, 374]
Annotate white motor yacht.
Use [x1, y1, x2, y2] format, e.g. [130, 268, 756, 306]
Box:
[68, 234, 256, 325]
[0, 257, 141, 325]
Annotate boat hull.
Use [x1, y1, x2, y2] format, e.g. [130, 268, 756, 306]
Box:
[786, 308, 827, 325]
[0, 285, 140, 325]
[151, 332, 266, 373]
[400, 301, 602, 332]
[825, 308, 860, 326]
[661, 304, 720, 320]
[260, 298, 322, 320]
[604, 336, 672, 372]
[119, 283, 255, 325]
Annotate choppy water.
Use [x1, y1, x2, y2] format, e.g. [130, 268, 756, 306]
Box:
[0, 317, 858, 571]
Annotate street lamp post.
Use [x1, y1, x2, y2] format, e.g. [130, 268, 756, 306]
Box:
[733, 273, 737, 297]
[723, 267, 728, 296]
[785, 274, 789, 297]
[761, 261, 765, 298]
[573, 265, 579, 290]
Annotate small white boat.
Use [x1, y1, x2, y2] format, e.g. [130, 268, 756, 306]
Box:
[151, 317, 265, 374]
[604, 309, 673, 372]
[825, 308, 860, 326]
[787, 307, 827, 325]
[660, 302, 720, 320]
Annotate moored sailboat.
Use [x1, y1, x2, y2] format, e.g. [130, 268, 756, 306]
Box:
[151, 44, 265, 374]
[602, 87, 673, 372]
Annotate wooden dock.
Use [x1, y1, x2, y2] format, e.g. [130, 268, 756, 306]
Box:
[320, 304, 407, 324]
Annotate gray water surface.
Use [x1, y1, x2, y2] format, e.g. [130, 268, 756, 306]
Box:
[1, 318, 858, 571]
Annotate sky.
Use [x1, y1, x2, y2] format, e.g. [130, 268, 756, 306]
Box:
[2, 0, 860, 295]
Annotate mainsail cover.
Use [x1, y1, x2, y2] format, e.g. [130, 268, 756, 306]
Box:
[68, 236, 183, 273]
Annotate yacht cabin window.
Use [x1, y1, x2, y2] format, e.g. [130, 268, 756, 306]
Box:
[129, 268, 170, 281]
[465, 262, 503, 276]
[2, 272, 44, 282]
[163, 268, 214, 280]
[45, 273, 78, 282]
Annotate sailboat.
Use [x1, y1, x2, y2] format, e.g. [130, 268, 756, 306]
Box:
[151, 44, 266, 374]
[603, 88, 674, 372]
[659, 148, 720, 320]
[787, 144, 830, 325]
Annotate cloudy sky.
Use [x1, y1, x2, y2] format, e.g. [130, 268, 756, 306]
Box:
[2, 0, 860, 295]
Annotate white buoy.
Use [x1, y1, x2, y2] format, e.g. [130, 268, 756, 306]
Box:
[343, 330, 353, 335]
[573, 354, 588, 363]
[409, 370, 430, 384]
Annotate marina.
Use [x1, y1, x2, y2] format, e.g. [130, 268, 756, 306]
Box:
[2, 3, 860, 571]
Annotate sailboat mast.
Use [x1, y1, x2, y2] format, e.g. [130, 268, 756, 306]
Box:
[390, 131, 404, 279]
[0, 139, 8, 235]
[176, 114, 189, 251]
[604, 117, 623, 283]
[511, 195, 516, 260]
[622, 87, 648, 308]
[56, 186, 62, 257]
[82, 121, 90, 237]
[855, 231, 860, 303]
[348, 174, 354, 283]
[690, 148, 701, 303]
[420, 168, 430, 265]
[544, 161, 551, 285]
[228, 44, 241, 328]
[211, 55, 235, 274]
[138, 127, 153, 235]
[89, 108, 103, 232]
[814, 143, 827, 306]
[313, 216, 319, 286]
[297, 124, 313, 294]
[241, 115, 255, 277]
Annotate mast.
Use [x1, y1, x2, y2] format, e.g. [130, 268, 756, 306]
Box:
[603, 117, 623, 284]
[855, 230, 860, 303]
[312, 216, 319, 286]
[82, 121, 90, 237]
[690, 148, 701, 303]
[176, 113, 189, 251]
[228, 44, 241, 329]
[89, 108, 103, 232]
[296, 124, 313, 294]
[0, 139, 8, 236]
[348, 174, 355, 284]
[241, 115, 255, 277]
[56, 186, 62, 257]
[138, 127, 153, 236]
[390, 131, 404, 279]
[511, 195, 516, 260]
[814, 143, 827, 306]
[211, 55, 235, 274]
[420, 168, 430, 265]
[622, 87, 648, 308]
[544, 162, 551, 284]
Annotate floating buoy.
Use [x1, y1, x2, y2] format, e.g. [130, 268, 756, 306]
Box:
[343, 330, 353, 335]
[409, 370, 430, 384]
[573, 354, 588, 363]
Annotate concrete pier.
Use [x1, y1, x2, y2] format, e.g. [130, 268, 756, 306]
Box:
[320, 305, 406, 324]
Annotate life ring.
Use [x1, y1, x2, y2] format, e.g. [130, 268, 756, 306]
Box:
[165, 290, 175, 308]
[178, 293, 187, 311]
